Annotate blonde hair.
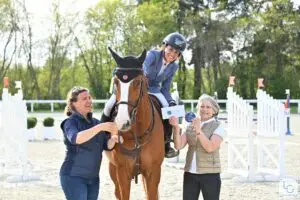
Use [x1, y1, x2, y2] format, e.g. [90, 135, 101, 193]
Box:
[64, 86, 89, 116]
[196, 94, 220, 116]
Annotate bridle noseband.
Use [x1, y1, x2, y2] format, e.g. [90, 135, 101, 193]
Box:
[114, 67, 155, 149]
[115, 68, 144, 122]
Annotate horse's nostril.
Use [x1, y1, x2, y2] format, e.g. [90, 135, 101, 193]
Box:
[121, 124, 127, 130]
[121, 121, 131, 130]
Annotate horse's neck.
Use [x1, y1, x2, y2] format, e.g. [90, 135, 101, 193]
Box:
[136, 94, 153, 129]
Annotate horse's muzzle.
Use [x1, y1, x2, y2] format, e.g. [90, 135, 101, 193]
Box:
[118, 120, 131, 131]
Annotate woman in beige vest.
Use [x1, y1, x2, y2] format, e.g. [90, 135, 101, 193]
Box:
[170, 94, 225, 200]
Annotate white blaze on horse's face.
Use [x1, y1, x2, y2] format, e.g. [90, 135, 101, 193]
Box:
[115, 80, 132, 131]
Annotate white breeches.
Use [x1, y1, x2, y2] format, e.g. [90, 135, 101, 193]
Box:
[103, 92, 168, 117]
[103, 94, 116, 116]
[149, 92, 169, 107]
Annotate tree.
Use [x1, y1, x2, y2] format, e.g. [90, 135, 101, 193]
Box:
[17, 0, 41, 98]
[0, 0, 19, 81]
[45, 1, 77, 99]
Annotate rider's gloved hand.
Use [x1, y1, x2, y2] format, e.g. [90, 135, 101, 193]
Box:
[169, 100, 177, 107]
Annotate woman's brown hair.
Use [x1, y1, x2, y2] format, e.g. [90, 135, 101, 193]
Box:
[64, 86, 89, 116]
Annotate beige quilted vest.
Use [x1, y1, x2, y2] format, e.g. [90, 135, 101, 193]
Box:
[184, 120, 222, 174]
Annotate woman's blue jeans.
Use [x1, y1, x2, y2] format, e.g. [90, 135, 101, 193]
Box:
[60, 175, 100, 200]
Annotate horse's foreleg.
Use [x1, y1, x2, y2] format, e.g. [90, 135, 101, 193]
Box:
[143, 166, 161, 200]
[109, 163, 121, 199]
[116, 167, 131, 200]
[142, 175, 148, 196]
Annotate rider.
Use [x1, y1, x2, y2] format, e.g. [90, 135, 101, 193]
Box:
[101, 32, 187, 158]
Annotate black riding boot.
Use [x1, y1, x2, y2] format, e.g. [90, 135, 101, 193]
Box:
[101, 113, 111, 123]
[163, 119, 179, 158]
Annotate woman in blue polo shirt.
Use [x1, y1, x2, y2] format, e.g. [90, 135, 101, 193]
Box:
[60, 86, 119, 200]
[101, 32, 187, 158]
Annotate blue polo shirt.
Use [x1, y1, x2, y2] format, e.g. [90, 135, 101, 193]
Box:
[60, 112, 111, 179]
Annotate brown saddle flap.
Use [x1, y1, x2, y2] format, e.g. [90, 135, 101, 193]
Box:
[149, 94, 162, 119]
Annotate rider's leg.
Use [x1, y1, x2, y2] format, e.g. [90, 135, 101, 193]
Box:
[149, 92, 179, 158]
[101, 94, 116, 123]
[163, 119, 179, 158]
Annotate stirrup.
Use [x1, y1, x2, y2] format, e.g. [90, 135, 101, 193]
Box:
[101, 113, 111, 123]
[165, 150, 179, 158]
[164, 139, 174, 144]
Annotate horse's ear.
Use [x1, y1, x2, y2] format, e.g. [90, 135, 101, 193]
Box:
[108, 47, 122, 65]
[138, 49, 147, 65]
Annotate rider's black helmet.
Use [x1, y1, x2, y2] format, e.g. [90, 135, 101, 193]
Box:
[163, 32, 186, 53]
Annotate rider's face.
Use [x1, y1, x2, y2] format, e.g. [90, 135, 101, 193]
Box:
[164, 45, 180, 63]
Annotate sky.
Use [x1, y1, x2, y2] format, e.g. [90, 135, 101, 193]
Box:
[15, 0, 101, 66]
[25, 0, 100, 38]
[5, 0, 300, 66]
[24, 0, 300, 14]
[25, 0, 300, 15]
[292, 0, 300, 6]
[25, 0, 99, 16]
[291, 0, 300, 6]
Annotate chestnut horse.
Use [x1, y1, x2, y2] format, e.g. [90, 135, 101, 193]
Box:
[106, 48, 164, 200]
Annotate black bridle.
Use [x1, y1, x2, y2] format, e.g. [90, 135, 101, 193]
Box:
[115, 74, 144, 123]
[115, 67, 155, 141]
[114, 67, 156, 183]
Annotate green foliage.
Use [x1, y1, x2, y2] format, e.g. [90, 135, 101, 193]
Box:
[2, 0, 300, 101]
[27, 117, 37, 129]
[60, 65, 90, 98]
[43, 117, 55, 127]
[137, 1, 178, 49]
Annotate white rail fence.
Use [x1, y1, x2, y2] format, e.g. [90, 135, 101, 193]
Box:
[226, 87, 255, 181]
[0, 82, 39, 182]
[3, 99, 299, 113]
[225, 87, 286, 182]
[256, 89, 286, 180]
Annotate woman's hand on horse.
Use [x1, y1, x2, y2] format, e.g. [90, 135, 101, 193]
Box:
[99, 122, 118, 135]
[110, 134, 119, 143]
[110, 133, 124, 144]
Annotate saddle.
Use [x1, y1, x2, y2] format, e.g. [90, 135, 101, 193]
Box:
[148, 94, 163, 120]
[109, 94, 163, 122]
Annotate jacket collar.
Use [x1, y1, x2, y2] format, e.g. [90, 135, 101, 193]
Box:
[72, 111, 93, 123]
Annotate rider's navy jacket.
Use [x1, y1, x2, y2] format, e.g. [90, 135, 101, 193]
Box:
[143, 49, 178, 103]
[60, 112, 112, 179]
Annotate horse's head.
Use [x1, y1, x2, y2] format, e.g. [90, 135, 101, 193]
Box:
[108, 47, 147, 131]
